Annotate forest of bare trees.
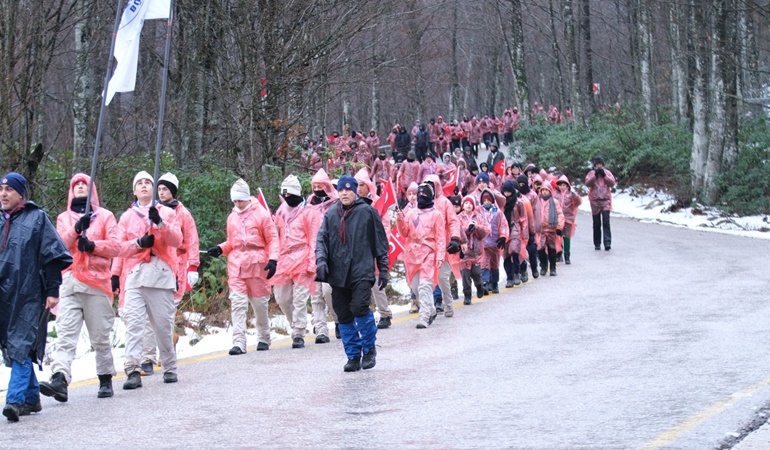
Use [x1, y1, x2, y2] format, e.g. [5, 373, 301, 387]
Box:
[0, 0, 768, 207]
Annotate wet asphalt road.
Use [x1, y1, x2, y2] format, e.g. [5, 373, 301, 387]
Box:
[3, 210, 770, 449]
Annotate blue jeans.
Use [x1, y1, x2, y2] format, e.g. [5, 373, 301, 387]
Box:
[7, 358, 39, 405]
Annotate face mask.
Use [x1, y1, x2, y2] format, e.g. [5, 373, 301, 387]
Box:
[417, 195, 434, 209]
[313, 189, 327, 199]
[284, 194, 304, 207]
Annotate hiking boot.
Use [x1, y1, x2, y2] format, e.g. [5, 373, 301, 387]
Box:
[532, 270, 539, 279]
[539, 267, 547, 276]
[416, 323, 427, 329]
[140, 361, 154, 376]
[229, 346, 245, 355]
[513, 273, 521, 285]
[428, 314, 437, 325]
[435, 301, 444, 313]
[97, 374, 113, 398]
[335, 324, 341, 339]
[257, 342, 270, 351]
[3, 403, 21, 422]
[550, 270, 557, 276]
[344, 356, 362, 372]
[605, 246, 611, 251]
[123, 371, 142, 390]
[362, 348, 377, 370]
[19, 401, 42, 416]
[40, 371, 68, 403]
[163, 372, 178, 383]
[409, 300, 419, 314]
[444, 308, 454, 318]
[292, 337, 305, 349]
[520, 271, 529, 283]
[463, 297, 472, 305]
[477, 287, 486, 299]
[565, 254, 571, 265]
[505, 279, 513, 288]
[451, 289, 459, 300]
[556, 252, 563, 263]
[315, 334, 330, 344]
[595, 245, 601, 250]
[492, 284, 499, 294]
[377, 316, 392, 329]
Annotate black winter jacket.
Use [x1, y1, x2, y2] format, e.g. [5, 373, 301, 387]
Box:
[315, 198, 388, 288]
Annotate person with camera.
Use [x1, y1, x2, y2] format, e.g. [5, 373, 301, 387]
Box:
[585, 155, 616, 251]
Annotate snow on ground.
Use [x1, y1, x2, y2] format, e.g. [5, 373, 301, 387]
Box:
[580, 187, 770, 240]
[2, 186, 766, 394]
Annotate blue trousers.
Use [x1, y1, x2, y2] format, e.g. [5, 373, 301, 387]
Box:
[7, 358, 39, 405]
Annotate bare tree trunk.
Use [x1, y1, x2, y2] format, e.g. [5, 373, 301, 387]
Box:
[562, 0, 582, 121]
[704, 0, 726, 202]
[548, 0, 566, 111]
[637, 0, 654, 128]
[450, 2, 461, 119]
[509, 0, 529, 119]
[580, 0, 595, 114]
[668, 1, 687, 124]
[689, 0, 708, 200]
[720, 0, 739, 172]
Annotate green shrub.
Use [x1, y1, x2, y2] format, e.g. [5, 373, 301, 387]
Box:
[717, 117, 770, 215]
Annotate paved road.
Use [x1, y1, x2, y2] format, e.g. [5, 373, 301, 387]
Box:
[3, 210, 770, 449]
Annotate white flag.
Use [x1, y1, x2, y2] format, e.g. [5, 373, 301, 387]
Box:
[104, 0, 170, 105]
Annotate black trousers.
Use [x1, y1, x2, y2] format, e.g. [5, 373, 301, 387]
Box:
[332, 280, 374, 324]
[592, 211, 612, 248]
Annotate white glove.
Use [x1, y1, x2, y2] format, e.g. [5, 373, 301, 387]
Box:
[187, 271, 199, 287]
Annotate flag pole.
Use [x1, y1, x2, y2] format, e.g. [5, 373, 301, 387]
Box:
[151, 0, 175, 206]
[84, 0, 125, 222]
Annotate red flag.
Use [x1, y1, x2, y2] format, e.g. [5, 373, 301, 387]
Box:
[257, 187, 271, 214]
[388, 225, 405, 270]
[374, 178, 396, 217]
[442, 166, 458, 197]
[493, 159, 505, 177]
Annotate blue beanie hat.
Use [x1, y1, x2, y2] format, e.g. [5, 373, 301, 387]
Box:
[1, 172, 27, 198]
[337, 175, 358, 193]
[476, 172, 490, 184]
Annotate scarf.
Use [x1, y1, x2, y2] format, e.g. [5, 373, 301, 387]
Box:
[1, 199, 27, 252]
[70, 196, 89, 214]
[547, 196, 558, 227]
[161, 200, 179, 210]
[337, 201, 358, 245]
[417, 196, 434, 209]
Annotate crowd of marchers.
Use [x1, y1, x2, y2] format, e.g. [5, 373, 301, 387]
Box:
[0, 117, 614, 424]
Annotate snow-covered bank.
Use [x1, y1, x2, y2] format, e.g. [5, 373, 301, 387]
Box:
[580, 187, 770, 240]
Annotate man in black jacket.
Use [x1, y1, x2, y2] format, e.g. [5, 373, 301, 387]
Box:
[315, 176, 389, 372]
[0, 172, 72, 422]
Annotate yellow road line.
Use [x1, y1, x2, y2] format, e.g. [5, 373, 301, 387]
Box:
[638, 375, 770, 449]
[0, 281, 525, 402]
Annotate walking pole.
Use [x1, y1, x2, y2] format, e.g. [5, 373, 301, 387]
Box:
[83, 0, 125, 223]
[150, 0, 175, 207]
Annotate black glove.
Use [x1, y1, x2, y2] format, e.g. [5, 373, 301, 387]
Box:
[77, 236, 96, 253]
[467, 223, 476, 234]
[137, 233, 155, 248]
[111, 275, 120, 293]
[595, 168, 605, 177]
[148, 206, 162, 225]
[263, 260, 277, 279]
[315, 262, 328, 282]
[207, 246, 223, 257]
[496, 237, 506, 249]
[74, 214, 91, 233]
[446, 238, 461, 254]
[453, 186, 459, 195]
[556, 229, 563, 236]
[377, 273, 388, 291]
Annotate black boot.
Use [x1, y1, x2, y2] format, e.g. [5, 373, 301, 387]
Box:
[565, 253, 571, 265]
[40, 372, 68, 403]
[538, 249, 548, 276]
[377, 316, 392, 329]
[344, 356, 362, 372]
[97, 374, 113, 398]
[362, 348, 377, 370]
[123, 371, 142, 390]
[335, 323, 341, 339]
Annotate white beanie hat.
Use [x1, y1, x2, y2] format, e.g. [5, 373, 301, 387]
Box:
[158, 172, 179, 190]
[230, 178, 250, 201]
[133, 171, 153, 188]
[281, 174, 302, 197]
